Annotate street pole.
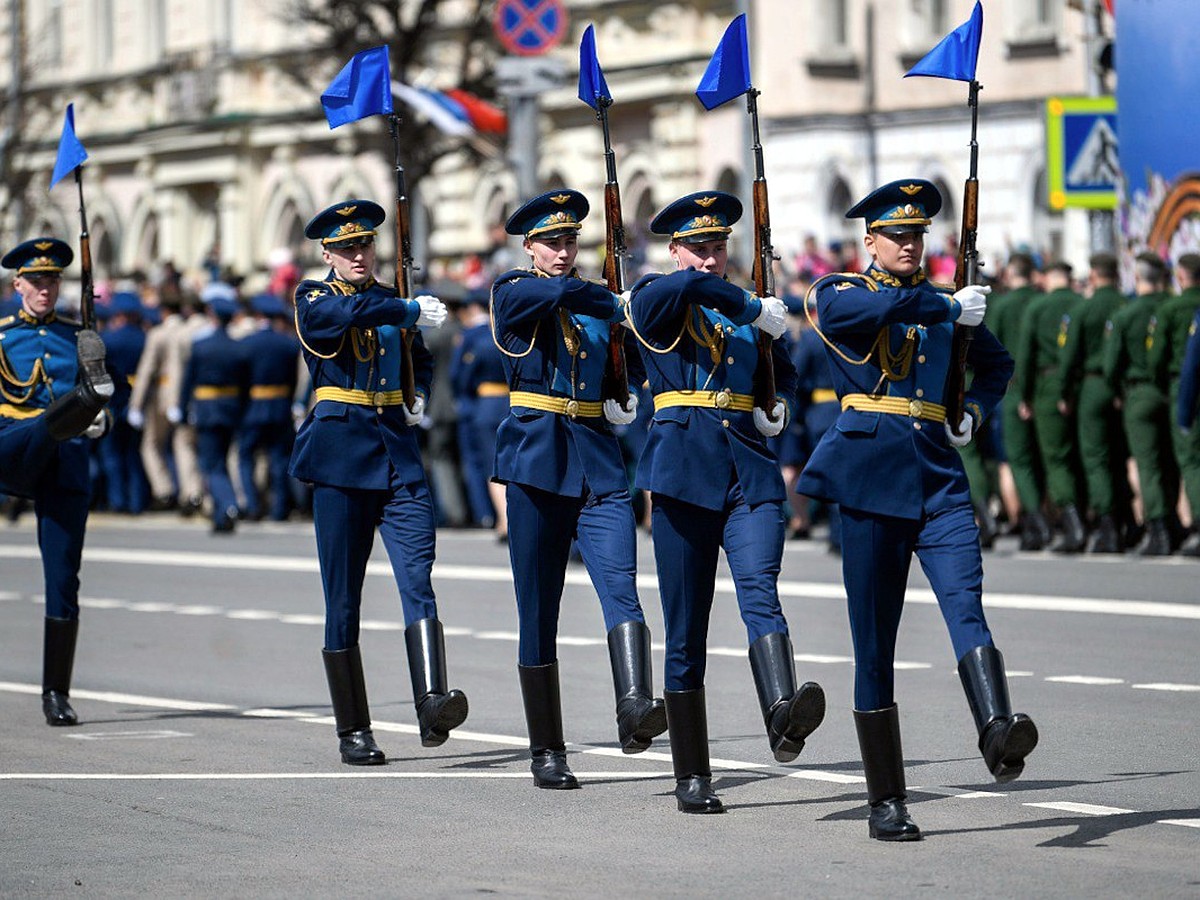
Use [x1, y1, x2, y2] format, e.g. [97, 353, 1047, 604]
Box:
[1083, 0, 1115, 254]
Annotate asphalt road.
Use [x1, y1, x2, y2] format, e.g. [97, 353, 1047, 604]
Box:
[2, 514, 1198, 898]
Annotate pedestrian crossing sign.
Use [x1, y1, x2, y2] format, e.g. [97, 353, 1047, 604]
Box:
[1046, 95, 1118, 210]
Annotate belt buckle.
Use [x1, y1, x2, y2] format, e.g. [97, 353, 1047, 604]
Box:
[908, 399, 924, 419]
[715, 389, 732, 409]
[373, 391, 386, 407]
[565, 399, 579, 418]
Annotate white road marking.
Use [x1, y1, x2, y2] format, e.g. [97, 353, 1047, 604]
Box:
[65, 730, 192, 741]
[0, 771, 669, 781]
[1025, 801, 1136, 816]
[1131, 683, 1200, 692]
[1160, 819, 1200, 828]
[1045, 675, 1126, 686]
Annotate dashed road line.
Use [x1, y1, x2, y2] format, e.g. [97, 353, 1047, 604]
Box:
[1025, 801, 1136, 816]
[1045, 675, 1126, 686]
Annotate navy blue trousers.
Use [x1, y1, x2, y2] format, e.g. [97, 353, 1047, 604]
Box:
[0, 418, 89, 620]
[238, 422, 295, 521]
[98, 420, 148, 513]
[841, 503, 994, 710]
[196, 424, 239, 524]
[457, 416, 494, 525]
[651, 486, 789, 692]
[312, 470, 439, 651]
[506, 482, 643, 666]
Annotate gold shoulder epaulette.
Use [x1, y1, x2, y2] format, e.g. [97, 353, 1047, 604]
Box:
[0, 314, 15, 330]
[825, 272, 879, 293]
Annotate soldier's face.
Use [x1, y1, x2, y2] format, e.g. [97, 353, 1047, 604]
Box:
[14, 273, 61, 318]
[864, 230, 924, 277]
[524, 234, 578, 276]
[670, 239, 728, 277]
[323, 238, 376, 285]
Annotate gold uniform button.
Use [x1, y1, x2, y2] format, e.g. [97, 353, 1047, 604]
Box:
[579, 382, 586, 390]
[376, 407, 384, 414]
[721, 419, 730, 428]
[915, 388, 924, 397]
[44, 352, 52, 359]
[918, 354, 926, 364]
[580, 351, 587, 359]
[913, 422, 922, 431]
[39, 328, 47, 336]
[726, 356, 735, 365]
[379, 348, 386, 356]
[380, 378, 387, 385]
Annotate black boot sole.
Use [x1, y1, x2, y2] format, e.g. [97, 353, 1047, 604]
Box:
[986, 716, 1039, 783]
[419, 691, 469, 748]
[869, 823, 922, 841]
[620, 701, 668, 754]
[771, 682, 826, 763]
[677, 798, 725, 814]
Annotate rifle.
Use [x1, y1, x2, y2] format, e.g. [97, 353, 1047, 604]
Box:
[747, 88, 778, 419]
[945, 80, 982, 435]
[596, 96, 629, 405]
[388, 113, 417, 409]
[74, 166, 95, 330]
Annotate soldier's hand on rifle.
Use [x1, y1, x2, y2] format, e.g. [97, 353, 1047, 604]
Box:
[414, 295, 448, 328]
[753, 400, 787, 437]
[944, 413, 974, 447]
[84, 411, 110, 440]
[753, 297, 788, 340]
[127, 407, 144, 430]
[952, 284, 991, 327]
[603, 394, 638, 426]
[403, 394, 426, 426]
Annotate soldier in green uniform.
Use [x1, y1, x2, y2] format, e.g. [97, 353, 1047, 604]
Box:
[1104, 253, 1179, 556]
[1016, 261, 1086, 552]
[1058, 253, 1129, 552]
[986, 253, 1049, 548]
[1151, 253, 1200, 555]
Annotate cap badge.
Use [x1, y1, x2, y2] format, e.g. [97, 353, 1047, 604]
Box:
[34, 241, 54, 251]
[550, 194, 571, 205]
[694, 196, 718, 208]
[336, 205, 357, 217]
[899, 184, 922, 196]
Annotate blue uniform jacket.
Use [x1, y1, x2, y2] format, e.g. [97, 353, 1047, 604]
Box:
[181, 325, 249, 430]
[240, 325, 301, 427]
[794, 327, 840, 440]
[452, 320, 509, 427]
[289, 273, 432, 491]
[490, 267, 636, 497]
[1177, 309, 1200, 432]
[797, 268, 1013, 520]
[101, 322, 146, 419]
[628, 269, 798, 511]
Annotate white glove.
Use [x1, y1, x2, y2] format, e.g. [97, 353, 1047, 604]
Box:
[166, 405, 182, 425]
[414, 295, 448, 328]
[752, 297, 787, 340]
[292, 402, 308, 424]
[127, 407, 144, 430]
[945, 414, 974, 447]
[753, 400, 787, 437]
[616, 291, 634, 330]
[403, 394, 426, 426]
[84, 411, 108, 439]
[603, 393, 638, 425]
[952, 284, 992, 327]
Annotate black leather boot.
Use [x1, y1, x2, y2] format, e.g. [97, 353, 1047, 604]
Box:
[1019, 510, 1050, 551]
[405, 618, 468, 747]
[975, 503, 998, 550]
[607, 621, 667, 753]
[1140, 517, 1173, 556]
[1053, 503, 1087, 554]
[854, 705, 920, 841]
[44, 330, 114, 441]
[958, 645, 1038, 782]
[42, 617, 79, 726]
[1088, 513, 1123, 553]
[748, 632, 826, 763]
[518, 662, 578, 789]
[321, 646, 385, 765]
[664, 689, 723, 813]
[1179, 530, 1200, 557]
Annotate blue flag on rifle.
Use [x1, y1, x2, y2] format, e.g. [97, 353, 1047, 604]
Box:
[321, 45, 394, 128]
[695, 14, 752, 110]
[50, 103, 88, 189]
[578, 25, 611, 109]
[905, 0, 984, 82]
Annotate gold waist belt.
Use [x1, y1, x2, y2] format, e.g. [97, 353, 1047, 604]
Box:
[653, 389, 755, 413]
[249, 385, 292, 400]
[314, 386, 407, 407]
[841, 393, 947, 423]
[510, 390, 602, 419]
[811, 388, 838, 404]
[0, 403, 44, 419]
[477, 382, 510, 398]
[193, 386, 239, 400]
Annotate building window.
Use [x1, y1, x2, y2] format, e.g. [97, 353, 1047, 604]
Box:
[44, 0, 64, 70]
[807, 0, 859, 77]
[95, 0, 115, 70]
[1007, 0, 1062, 57]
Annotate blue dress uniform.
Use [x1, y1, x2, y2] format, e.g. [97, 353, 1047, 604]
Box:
[237, 293, 300, 522]
[0, 238, 116, 727]
[797, 179, 1038, 841]
[288, 199, 467, 766]
[449, 306, 503, 527]
[180, 294, 249, 533]
[1178, 309, 1200, 433]
[490, 189, 667, 790]
[628, 192, 826, 815]
[793, 324, 842, 550]
[98, 292, 148, 514]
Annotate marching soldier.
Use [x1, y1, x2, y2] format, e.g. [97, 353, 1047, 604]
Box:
[798, 180, 1037, 841]
[1151, 254, 1200, 555]
[98, 292, 148, 514]
[793, 301, 842, 553]
[1016, 261, 1085, 552]
[1105, 252, 1180, 556]
[628, 191, 826, 814]
[180, 290, 250, 533]
[289, 199, 468, 765]
[0, 238, 116, 725]
[237, 293, 300, 522]
[1058, 253, 1129, 552]
[985, 254, 1049, 548]
[490, 189, 667, 791]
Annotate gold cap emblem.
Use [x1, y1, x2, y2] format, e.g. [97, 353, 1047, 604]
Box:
[336, 205, 358, 217]
[694, 196, 718, 208]
[34, 241, 54, 251]
[550, 194, 571, 205]
[899, 184, 922, 196]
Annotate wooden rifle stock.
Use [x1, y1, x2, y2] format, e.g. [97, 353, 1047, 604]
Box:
[601, 180, 629, 404]
[751, 178, 777, 417]
[946, 177, 979, 434]
[78, 232, 94, 331]
[390, 115, 417, 409]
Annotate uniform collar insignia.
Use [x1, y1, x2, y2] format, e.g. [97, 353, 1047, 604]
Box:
[899, 184, 922, 196]
[868, 266, 926, 288]
[694, 196, 718, 208]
